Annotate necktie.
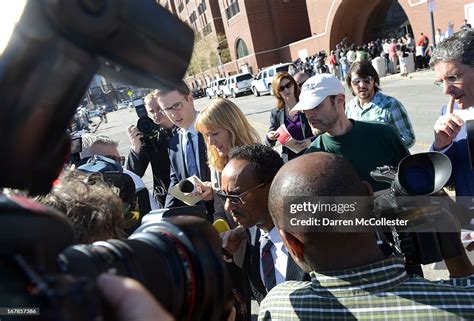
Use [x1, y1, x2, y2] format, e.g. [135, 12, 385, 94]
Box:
[185, 132, 199, 178]
[261, 236, 276, 292]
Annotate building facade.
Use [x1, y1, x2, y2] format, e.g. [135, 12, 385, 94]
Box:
[218, 0, 311, 75]
[166, 0, 473, 86]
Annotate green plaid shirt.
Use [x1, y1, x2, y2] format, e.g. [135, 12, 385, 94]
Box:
[258, 256, 474, 320]
[346, 92, 415, 148]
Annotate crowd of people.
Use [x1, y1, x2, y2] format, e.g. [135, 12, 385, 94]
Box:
[288, 19, 472, 83]
[16, 28, 474, 320]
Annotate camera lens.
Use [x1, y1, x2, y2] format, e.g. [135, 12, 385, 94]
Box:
[58, 216, 233, 321]
[137, 117, 156, 135]
[399, 166, 434, 195]
[396, 152, 452, 196]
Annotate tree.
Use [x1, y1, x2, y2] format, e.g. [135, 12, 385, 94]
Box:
[187, 32, 230, 77]
[217, 33, 231, 64]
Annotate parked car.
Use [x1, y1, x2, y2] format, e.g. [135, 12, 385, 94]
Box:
[221, 73, 253, 98]
[192, 88, 205, 99]
[250, 62, 293, 97]
[206, 78, 226, 99]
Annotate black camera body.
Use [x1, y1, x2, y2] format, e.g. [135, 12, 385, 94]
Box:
[133, 98, 159, 137]
[371, 152, 469, 267]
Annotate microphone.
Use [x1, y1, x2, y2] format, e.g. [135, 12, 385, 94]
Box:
[213, 219, 232, 263]
[213, 219, 230, 233]
[177, 179, 195, 193]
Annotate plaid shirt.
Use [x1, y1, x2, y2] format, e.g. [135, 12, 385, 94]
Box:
[258, 256, 474, 321]
[345, 92, 415, 148]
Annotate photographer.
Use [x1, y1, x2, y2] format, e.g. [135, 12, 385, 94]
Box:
[259, 152, 474, 321]
[126, 91, 175, 207]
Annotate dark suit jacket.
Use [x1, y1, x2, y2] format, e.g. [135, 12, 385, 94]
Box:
[164, 131, 213, 215]
[243, 228, 309, 303]
[126, 127, 175, 207]
[265, 108, 314, 163]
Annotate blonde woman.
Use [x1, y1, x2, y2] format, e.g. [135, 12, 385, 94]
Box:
[195, 98, 261, 217]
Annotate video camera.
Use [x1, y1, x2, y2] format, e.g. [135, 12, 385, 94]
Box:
[371, 152, 472, 267]
[0, 0, 238, 320]
[133, 97, 159, 137]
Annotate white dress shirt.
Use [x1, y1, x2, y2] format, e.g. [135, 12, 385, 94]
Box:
[259, 227, 288, 286]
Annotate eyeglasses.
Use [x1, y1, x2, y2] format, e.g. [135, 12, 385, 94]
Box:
[351, 76, 373, 85]
[162, 101, 184, 115]
[279, 82, 294, 92]
[434, 74, 463, 87]
[104, 155, 125, 166]
[216, 183, 266, 204]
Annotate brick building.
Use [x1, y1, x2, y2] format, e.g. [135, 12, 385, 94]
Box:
[217, 0, 311, 75]
[159, 0, 473, 85]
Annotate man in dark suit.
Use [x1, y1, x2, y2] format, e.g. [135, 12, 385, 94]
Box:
[219, 144, 308, 303]
[155, 82, 212, 213]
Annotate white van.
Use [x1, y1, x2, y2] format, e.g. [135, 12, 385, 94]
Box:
[250, 63, 293, 97]
[206, 78, 226, 99]
[221, 72, 253, 98]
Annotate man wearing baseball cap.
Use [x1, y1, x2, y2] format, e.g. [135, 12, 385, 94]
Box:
[291, 74, 409, 191]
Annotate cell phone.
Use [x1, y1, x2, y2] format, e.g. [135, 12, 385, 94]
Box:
[133, 98, 147, 118]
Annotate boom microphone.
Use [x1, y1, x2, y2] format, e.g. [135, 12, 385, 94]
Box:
[177, 179, 195, 193]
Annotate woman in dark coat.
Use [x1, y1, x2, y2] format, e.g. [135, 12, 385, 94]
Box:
[266, 72, 314, 162]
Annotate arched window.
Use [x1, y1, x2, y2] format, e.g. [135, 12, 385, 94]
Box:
[236, 39, 249, 59]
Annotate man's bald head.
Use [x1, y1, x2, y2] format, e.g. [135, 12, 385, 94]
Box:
[269, 152, 370, 229]
[269, 152, 384, 272]
[294, 71, 310, 87]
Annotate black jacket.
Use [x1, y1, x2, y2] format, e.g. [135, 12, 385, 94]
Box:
[265, 108, 314, 163]
[126, 127, 175, 207]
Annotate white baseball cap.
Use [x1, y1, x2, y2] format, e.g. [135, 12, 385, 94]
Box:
[290, 74, 345, 115]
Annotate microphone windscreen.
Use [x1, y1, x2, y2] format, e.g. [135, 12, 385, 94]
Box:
[178, 179, 194, 193]
[213, 219, 230, 233]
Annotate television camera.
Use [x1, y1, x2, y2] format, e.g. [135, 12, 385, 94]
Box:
[371, 152, 472, 267]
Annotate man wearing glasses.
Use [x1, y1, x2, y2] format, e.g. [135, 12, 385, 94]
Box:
[156, 81, 212, 213]
[430, 30, 474, 199]
[345, 60, 415, 148]
[126, 91, 175, 207]
[219, 144, 308, 303]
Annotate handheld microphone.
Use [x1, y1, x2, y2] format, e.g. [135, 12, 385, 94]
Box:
[213, 219, 232, 263]
[213, 219, 230, 233]
[177, 179, 195, 193]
